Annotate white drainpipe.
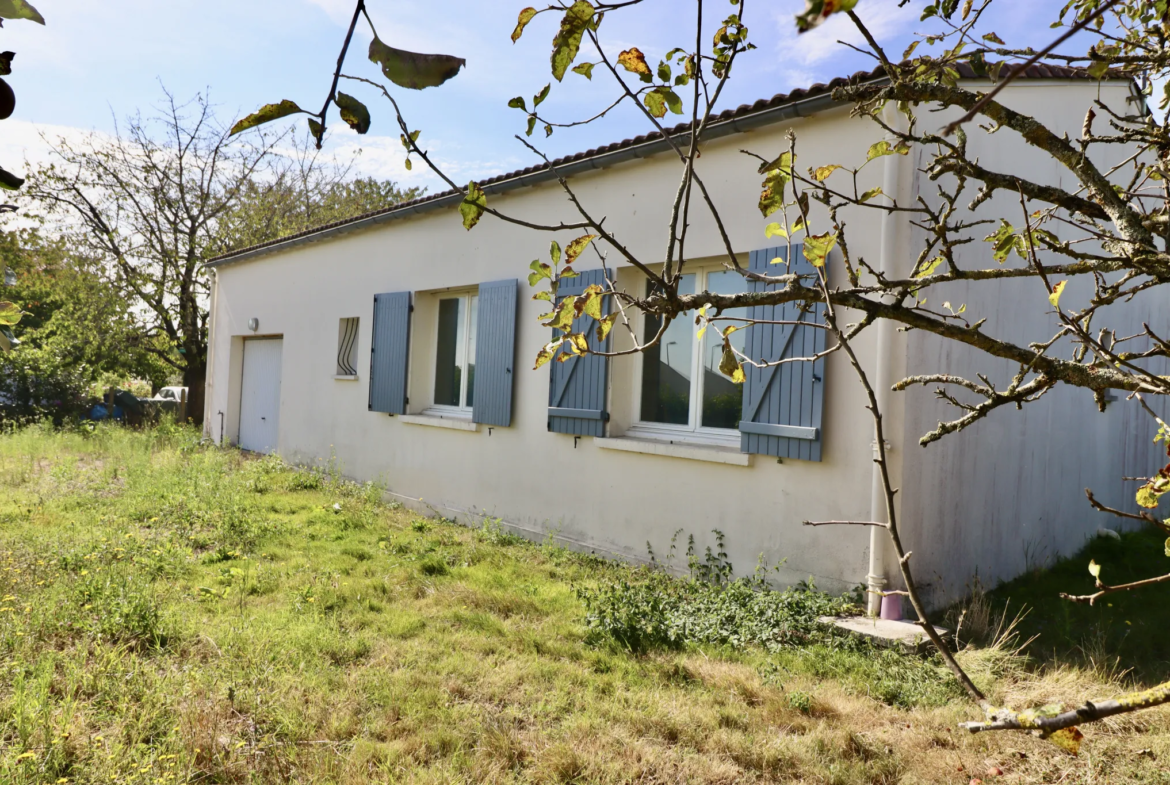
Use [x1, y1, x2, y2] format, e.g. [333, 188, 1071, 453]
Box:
[866, 103, 910, 616]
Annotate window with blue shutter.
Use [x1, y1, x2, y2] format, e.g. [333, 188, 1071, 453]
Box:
[472, 279, 518, 427]
[738, 244, 827, 461]
[548, 268, 611, 436]
[369, 291, 411, 415]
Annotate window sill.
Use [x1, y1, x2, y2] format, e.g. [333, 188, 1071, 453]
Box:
[594, 436, 752, 467]
[333, 374, 359, 381]
[399, 414, 480, 433]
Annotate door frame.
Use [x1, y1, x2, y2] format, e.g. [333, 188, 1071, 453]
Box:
[237, 335, 284, 453]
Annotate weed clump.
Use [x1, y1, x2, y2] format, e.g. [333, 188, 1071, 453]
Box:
[578, 530, 856, 654]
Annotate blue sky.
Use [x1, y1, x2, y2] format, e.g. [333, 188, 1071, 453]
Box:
[2, 0, 1073, 193]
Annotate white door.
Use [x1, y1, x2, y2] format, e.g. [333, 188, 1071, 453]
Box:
[239, 338, 283, 454]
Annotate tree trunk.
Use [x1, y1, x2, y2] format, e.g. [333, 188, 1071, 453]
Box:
[183, 362, 206, 427]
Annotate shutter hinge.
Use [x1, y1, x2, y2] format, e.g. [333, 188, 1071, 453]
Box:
[404, 397, 410, 405]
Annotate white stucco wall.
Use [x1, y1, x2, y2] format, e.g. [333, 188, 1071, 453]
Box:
[206, 78, 1153, 604]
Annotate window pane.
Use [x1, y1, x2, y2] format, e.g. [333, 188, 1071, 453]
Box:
[640, 275, 695, 425]
[465, 294, 478, 408]
[701, 270, 749, 429]
[434, 297, 464, 406]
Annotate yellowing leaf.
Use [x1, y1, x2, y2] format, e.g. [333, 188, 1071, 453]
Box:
[551, 1, 595, 82]
[866, 139, 911, 161]
[566, 332, 590, 354]
[859, 186, 884, 202]
[1136, 485, 1161, 509]
[765, 222, 787, 239]
[758, 152, 795, 218]
[803, 232, 838, 268]
[617, 47, 652, 78]
[368, 37, 465, 90]
[543, 298, 576, 332]
[459, 181, 487, 230]
[230, 100, 305, 136]
[572, 62, 595, 79]
[534, 339, 563, 370]
[915, 257, 944, 278]
[719, 345, 745, 383]
[596, 312, 619, 342]
[813, 164, 842, 181]
[564, 234, 597, 266]
[512, 7, 537, 43]
[335, 92, 371, 134]
[0, 301, 22, 327]
[1088, 559, 1101, 579]
[1046, 727, 1084, 756]
[1048, 280, 1067, 308]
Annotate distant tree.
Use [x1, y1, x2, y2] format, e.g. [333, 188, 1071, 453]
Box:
[0, 228, 163, 421]
[22, 93, 419, 425]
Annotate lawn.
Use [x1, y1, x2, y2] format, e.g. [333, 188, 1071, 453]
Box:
[0, 424, 1167, 784]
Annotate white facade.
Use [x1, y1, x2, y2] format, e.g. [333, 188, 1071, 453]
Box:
[205, 77, 1158, 606]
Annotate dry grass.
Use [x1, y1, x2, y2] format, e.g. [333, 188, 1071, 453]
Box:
[0, 424, 1166, 783]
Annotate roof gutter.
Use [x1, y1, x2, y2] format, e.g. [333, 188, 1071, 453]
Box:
[206, 80, 882, 270]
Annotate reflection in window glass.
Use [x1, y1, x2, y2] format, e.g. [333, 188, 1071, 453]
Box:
[640, 275, 695, 425]
[700, 270, 749, 429]
[434, 297, 466, 407]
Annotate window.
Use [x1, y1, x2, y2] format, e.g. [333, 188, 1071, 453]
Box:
[432, 292, 478, 412]
[637, 269, 748, 440]
[336, 317, 359, 377]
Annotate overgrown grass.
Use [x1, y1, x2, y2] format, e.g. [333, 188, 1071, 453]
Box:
[0, 424, 1166, 783]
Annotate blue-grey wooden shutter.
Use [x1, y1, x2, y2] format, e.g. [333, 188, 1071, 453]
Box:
[472, 279, 518, 427]
[369, 291, 411, 415]
[548, 268, 610, 436]
[738, 244, 827, 461]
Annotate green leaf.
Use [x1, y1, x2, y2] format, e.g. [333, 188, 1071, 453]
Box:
[543, 298, 576, 332]
[765, 222, 787, 239]
[308, 118, 325, 147]
[459, 181, 487, 230]
[795, 0, 859, 33]
[335, 92, 370, 134]
[551, 1, 595, 82]
[618, 47, 652, 79]
[803, 232, 838, 268]
[404, 158, 412, 171]
[866, 140, 911, 161]
[526, 116, 537, 136]
[1048, 280, 1067, 308]
[1164, 536, 1169, 558]
[985, 219, 1024, 264]
[1088, 559, 1101, 579]
[758, 152, 795, 218]
[230, 100, 305, 136]
[564, 234, 597, 266]
[533, 290, 552, 302]
[368, 36, 465, 90]
[533, 83, 551, 107]
[529, 259, 552, 286]
[0, 52, 12, 77]
[1087, 59, 1109, 80]
[0, 301, 21, 326]
[859, 186, 884, 202]
[0, 0, 44, 24]
[508, 96, 527, 111]
[643, 89, 666, 118]
[0, 165, 24, 191]
[0, 325, 16, 351]
[550, 241, 562, 266]
[657, 61, 672, 82]
[572, 62, 594, 79]
[915, 257, 944, 278]
[982, 32, 1005, 44]
[512, 7, 538, 43]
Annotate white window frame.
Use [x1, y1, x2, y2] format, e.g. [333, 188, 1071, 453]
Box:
[424, 289, 478, 419]
[628, 267, 744, 448]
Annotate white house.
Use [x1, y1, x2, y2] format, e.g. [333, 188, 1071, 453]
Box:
[204, 65, 1161, 609]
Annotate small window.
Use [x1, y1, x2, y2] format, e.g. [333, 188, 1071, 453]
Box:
[637, 269, 748, 439]
[432, 292, 478, 412]
[336, 317, 360, 377]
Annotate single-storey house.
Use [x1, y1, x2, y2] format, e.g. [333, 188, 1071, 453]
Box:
[204, 64, 1162, 609]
